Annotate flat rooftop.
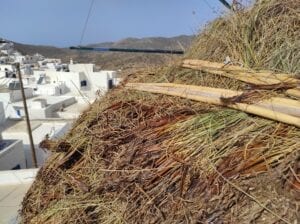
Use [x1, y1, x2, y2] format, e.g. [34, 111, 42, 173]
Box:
[12, 95, 75, 108]
[0, 88, 9, 93]
[1, 120, 41, 134]
[0, 169, 38, 224]
[0, 119, 72, 135]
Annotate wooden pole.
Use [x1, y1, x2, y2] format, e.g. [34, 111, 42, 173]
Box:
[15, 63, 38, 168]
[218, 0, 232, 10]
[182, 59, 299, 86]
[126, 83, 300, 128]
[287, 88, 300, 98]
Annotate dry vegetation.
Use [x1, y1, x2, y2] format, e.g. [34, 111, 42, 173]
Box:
[21, 0, 300, 223]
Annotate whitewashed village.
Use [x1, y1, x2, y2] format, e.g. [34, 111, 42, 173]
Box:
[0, 38, 121, 170]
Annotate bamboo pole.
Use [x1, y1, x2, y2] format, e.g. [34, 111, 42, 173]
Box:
[267, 97, 300, 107]
[126, 83, 300, 128]
[254, 97, 300, 117]
[182, 59, 299, 86]
[286, 88, 300, 98]
[229, 103, 300, 128]
[183, 59, 295, 79]
[128, 82, 243, 95]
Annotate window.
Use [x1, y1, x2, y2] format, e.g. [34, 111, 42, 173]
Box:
[80, 80, 87, 87]
[108, 79, 113, 89]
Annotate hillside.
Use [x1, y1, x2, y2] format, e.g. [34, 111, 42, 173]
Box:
[14, 43, 69, 59]
[88, 35, 194, 50]
[21, 0, 300, 223]
[14, 35, 194, 70]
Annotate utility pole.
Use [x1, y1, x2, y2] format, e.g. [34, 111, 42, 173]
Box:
[15, 63, 38, 168]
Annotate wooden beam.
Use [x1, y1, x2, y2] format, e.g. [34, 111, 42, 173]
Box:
[126, 82, 300, 128]
[218, 0, 232, 10]
[182, 59, 299, 86]
[286, 88, 300, 98]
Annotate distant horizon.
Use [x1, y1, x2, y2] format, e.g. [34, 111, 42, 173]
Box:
[4, 34, 196, 48]
[0, 0, 228, 47]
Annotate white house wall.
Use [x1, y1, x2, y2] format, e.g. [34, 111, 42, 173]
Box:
[0, 71, 7, 79]
[15, 96, 76, 119]
[0, 100, 20, 120]
[34, 70, 82, 95]
[0, 102, 5, 124]
[105, 71, 117, 79]
[2, 122, 70, 168]
[13, 55, 26, 64]
[0, 65, 14, 72]
[0, 93, 12, 108]
[69, 63, 94, 73]
[89, 72, 109, 94]
[0, 89, 34, 103]
[35, 84, 69, 96]
[0, 140, 26, 170]
[32, 66, 119, 99]
[22, 77, 36, 86]
[9, 88, 34, 102]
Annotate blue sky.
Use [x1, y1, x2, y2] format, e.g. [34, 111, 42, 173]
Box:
[0, 0, 228, 47]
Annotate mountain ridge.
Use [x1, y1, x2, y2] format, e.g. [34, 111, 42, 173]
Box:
[13, 35, 194, 55]
[12, 35, 194, 69]
[87, 35, 194, 50]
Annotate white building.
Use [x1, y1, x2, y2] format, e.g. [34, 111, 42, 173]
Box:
[0, 89, 73, 168]
[0, 42, 109, 171]
[0, 100, 21, 125]
[2, 120, 71, 167]
[69, 62, 94, 73]
[21, 75, 36, 86]
[0, 100, 26, 171]
[0, 64, 15, 72]
[33, 82, 68, 96]
[0, 88, 34, 120]
[0, 41, 14, 55]
[33, 70, 85, 95]
[32, 53, 45, 62]
[0, 56, 9, 64]
[33, 62, 119, 100]
[12, 95, 77, 119]
[0, 64, 17, 80]
[10, 53, 26, 64]
[0, 87, 34, 103]
[0, 139, 25, 170]
[0, 102, 5, 125]
[0, 168, 38, 223]
[68, 62, 119, 91]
